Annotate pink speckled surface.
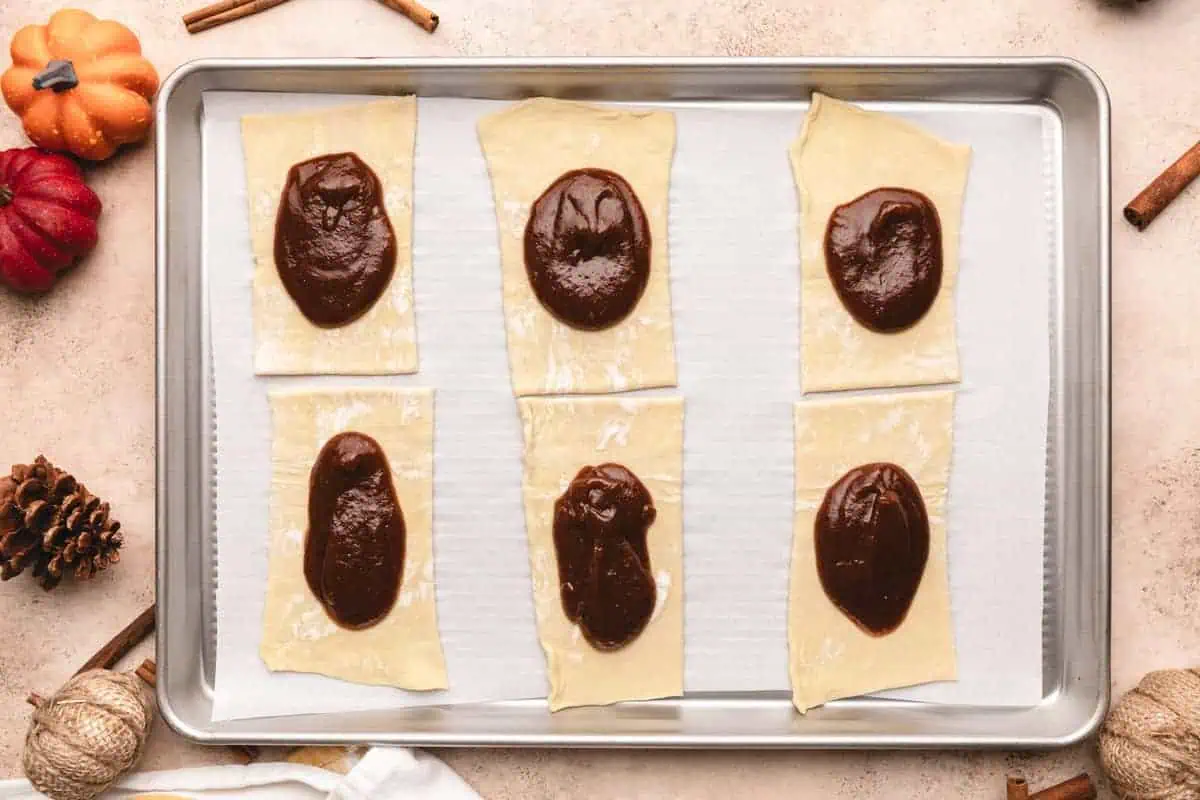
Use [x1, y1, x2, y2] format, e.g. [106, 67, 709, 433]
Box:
[1, 0, 1197, 796]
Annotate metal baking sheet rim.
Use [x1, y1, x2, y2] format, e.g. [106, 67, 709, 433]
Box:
[154, 57, 1111, 749]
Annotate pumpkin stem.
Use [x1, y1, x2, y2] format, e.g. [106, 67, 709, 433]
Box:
[32, 60, 79, 93]
[0, 185, 12, 207]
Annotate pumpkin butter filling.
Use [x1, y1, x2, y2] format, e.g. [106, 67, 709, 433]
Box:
[273, 152, 398, 327]
[304, 431, 406, 631]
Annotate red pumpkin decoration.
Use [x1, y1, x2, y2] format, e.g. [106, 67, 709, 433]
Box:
[0, 147, 101, 292]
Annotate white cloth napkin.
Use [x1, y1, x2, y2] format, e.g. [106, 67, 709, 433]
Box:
[0, 747, 479, 799]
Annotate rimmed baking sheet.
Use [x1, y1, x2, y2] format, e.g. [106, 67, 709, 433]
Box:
[156, 58, 1110, 747]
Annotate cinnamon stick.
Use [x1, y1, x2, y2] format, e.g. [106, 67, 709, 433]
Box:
[130, 659, 260, 765]
[375, 0, 440, 33]
[135, 657, 157, 685]
[184, 0, 294, 34]
[1029, 773, 1096, 800]
[26, 603, 156, 705]
[183, 0, 257, 25]
[1007, 776, 1030, 800]
[1124, 140, 1200, 231]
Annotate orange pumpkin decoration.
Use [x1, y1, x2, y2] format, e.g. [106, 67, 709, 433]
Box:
[1, 9, 159, 161]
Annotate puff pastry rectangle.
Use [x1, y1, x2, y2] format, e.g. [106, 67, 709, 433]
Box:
[479, 99, 678, 396]
[790, 391, 957, 711]
[242, 99, 418, 375]
[260, 388, 446, 690]
[791, 94, 970, 393]
[518, 396, 684, 710]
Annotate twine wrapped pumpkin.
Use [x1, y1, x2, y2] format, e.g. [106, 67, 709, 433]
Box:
[1099, 668, 1200, 799]
[23, 669, 153, 800]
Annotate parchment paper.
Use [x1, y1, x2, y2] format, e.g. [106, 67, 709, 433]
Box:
[205, 92, 1051, 720]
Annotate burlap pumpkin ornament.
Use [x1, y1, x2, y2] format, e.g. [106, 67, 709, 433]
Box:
[1100, 668, 1200, 799]
[23, 669, 153, 800]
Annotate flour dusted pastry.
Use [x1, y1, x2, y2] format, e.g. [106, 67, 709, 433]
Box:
[518, 396, 683, 709]
[479, 99, 677, 396]
[242, 99, 417, 375]
[791, 93, 970, 392]
[260, 388, 446, 690]
[789, 390, 956, 712]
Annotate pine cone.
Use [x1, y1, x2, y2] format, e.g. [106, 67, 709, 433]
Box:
[0, 456, 123, 591]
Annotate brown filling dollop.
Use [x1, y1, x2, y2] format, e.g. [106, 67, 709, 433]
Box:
[274, 152, 396, 327]
[824, 187, 943, 332]
[524, 168, 651, 331]
[552, 463, 657, 651]
[304, 431, 405, 630]
[814, 462, 929, 637]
